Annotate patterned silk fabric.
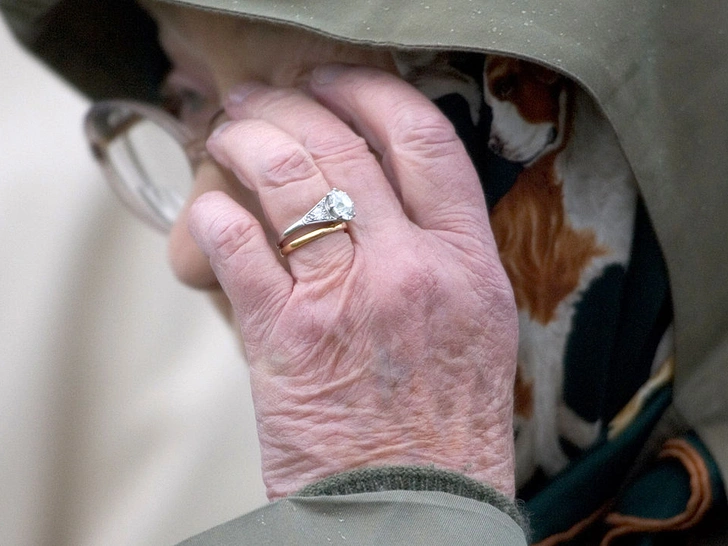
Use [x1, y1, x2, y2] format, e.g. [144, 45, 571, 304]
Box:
[397, 52, 724, 543]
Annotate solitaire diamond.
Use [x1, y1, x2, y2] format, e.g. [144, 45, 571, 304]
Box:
[280, 188, 356, 242]
[326, 188, 355, 221]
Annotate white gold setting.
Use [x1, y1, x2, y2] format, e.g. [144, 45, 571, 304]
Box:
[280, 188, 355, 242]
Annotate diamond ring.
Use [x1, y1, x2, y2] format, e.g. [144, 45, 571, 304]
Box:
[279, 188, 355, 243]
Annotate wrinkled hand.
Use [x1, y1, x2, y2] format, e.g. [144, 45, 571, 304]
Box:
[188, 65, 518, 499]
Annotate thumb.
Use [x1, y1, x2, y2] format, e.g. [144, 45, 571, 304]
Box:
[188, 190, 291, 334]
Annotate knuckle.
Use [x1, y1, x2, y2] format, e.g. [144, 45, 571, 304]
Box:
[207, 212, 257, 263]
[306, 130, 370, 162]
[393, 109, 462, 158]
[260, 142, 319, 188]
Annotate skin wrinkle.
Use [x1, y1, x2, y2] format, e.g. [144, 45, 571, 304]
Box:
[372, 346, 406, 405]
[258, 297, 369, 388]
[380, 312, 490, 424]
[302, 126, 371, 163]
[205, 205, 260, 264]
[387, 113, 476, 230]
[155, 1, 392, 294]
[212, 121, 320, 191]
[262, 145, 320, 189]
[397, 262, 444, 312]
[386, 152, 487, 239]
[283, 237, 354, 282]
[234, 266, 291, 340]
[257, 378, 442, 475]
[364, 301, 432, 418]
[229, 86, 375, 166]
[355, 241, 514, 435]
[149, 3, 397, 94]
[208, 123, 358, 284]
[208, 250, 288, 331]
[393, 113, 463, 159]
[297, 270, 362, 340]
[150, 5, 518, 499]
[262, 375, 514, 497]
[265, 437, 431, 498]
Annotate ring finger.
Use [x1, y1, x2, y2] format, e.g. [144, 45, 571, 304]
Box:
[206, 116, 355, 280]
[222, 83, 408, 247]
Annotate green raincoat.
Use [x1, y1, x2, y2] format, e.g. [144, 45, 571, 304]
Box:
[3, 0, 727, 544]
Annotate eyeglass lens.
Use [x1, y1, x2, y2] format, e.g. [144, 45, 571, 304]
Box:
[107, 119, 192, 228]
[87, 103, 195, 232]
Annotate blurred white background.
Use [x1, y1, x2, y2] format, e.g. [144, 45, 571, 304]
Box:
[0, 17, 267, 546]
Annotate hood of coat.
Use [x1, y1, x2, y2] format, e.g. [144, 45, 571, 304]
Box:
[3, 0, 727, 449]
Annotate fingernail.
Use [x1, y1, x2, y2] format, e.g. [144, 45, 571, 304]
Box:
[312, 64, 348, 85]
[226, 82, 264, 107]
[208, 120, 232, 141]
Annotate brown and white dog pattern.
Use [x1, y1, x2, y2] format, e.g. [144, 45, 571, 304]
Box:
[396, 51, 668, 488]
[484, 56, 639, 485]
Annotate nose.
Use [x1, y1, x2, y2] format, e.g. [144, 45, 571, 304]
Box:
[489, 135, 504, 155]
[547, 126, 558, 145]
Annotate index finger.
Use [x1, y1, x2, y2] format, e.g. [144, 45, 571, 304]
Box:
[309, 65, 490, 238]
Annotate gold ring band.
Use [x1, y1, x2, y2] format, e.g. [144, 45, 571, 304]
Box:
[278, 222, 347, 257]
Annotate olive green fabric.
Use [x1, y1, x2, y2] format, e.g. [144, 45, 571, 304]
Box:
[295, 465, 526, 528]
[2, 0, 727, 517]
[177, 490, 527, 546]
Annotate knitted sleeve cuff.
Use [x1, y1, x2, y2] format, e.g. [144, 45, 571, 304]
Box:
[296, 465, 527, 531]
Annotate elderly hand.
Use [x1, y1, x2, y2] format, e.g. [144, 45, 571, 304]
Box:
[188, 65, 518, 500]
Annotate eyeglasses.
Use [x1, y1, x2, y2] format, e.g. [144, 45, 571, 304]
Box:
[84, 100, 209, 232]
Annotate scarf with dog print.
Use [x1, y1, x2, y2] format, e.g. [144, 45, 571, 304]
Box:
[395, 50, 725, 545]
